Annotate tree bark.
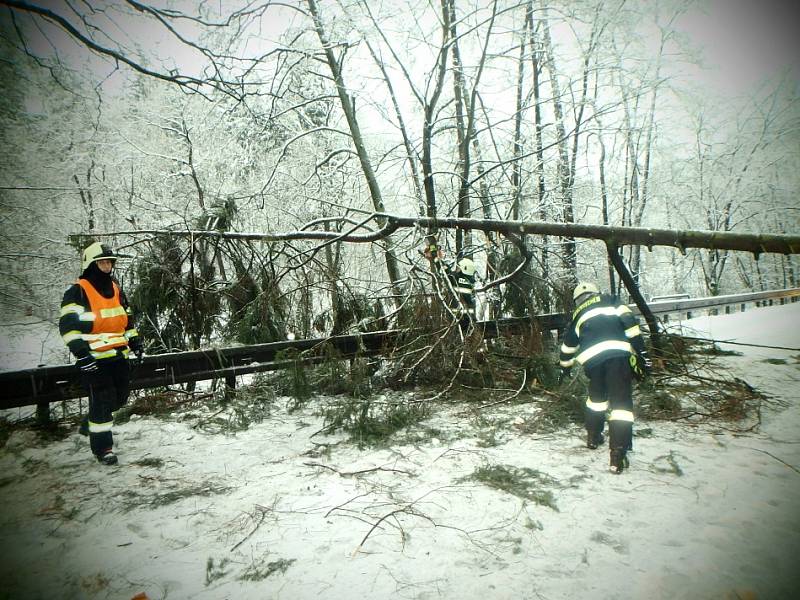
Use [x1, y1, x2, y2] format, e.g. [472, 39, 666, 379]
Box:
[606, 243, 661, 350]
[526, 2, 549, 308]
[447, 0, 496, 254]
[306, 0, 402, 303]
[596, 134, 616, 292]
[93, 215, 800, 256]
[539, 8, 576, 280]
[420, 0, 452, 235]
[510, 8, 527, 221]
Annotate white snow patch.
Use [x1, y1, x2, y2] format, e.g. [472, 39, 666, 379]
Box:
[0, 304, 798, 599]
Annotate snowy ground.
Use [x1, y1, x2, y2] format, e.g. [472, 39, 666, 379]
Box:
[0, 304, 799, 600]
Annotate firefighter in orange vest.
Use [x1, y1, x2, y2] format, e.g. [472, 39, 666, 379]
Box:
[59, 242, 142, 465]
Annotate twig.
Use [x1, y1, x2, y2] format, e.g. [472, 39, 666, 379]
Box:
[354, 505, 418, 553]
[752, 448, 800, 475]
[324, 492, 373, 518]
[191, 405, 229, 430]
[474, 369, 527, 410]
[352, 486, 451, 553]
[528, 381, 567, 400]
[303, 462, 415, 478]
[230, 504, 270, 552]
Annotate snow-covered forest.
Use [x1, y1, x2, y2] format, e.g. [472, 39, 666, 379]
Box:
[0, 0, 798, 353]
[1, 3, 799, 599]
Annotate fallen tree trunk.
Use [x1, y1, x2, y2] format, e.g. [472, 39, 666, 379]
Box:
[83, 213, 800, 256]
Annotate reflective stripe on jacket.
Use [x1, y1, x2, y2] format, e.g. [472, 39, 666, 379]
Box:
[60, 277, 139, 362]
[559, 293, 645, 371]
[77, 279, 129, 358]
[447, 270, 475, 301]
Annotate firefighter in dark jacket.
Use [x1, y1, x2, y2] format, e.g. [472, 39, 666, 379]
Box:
[59, 242, 142, 465]
[423, 242, 477, 335]
[445, 256, 477, 335]
[558, 282, 651, 474]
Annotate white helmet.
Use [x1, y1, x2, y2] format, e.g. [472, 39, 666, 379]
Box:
[457, 257, 476, 276]
[81, 242, 117, 271]
[573, 281, 599, 301]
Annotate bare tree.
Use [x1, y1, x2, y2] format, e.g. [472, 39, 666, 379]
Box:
[306, 0, 403, 304]
[538, 7, 576, 280]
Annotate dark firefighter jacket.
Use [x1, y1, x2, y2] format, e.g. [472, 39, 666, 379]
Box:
[446, 267, 476, 308]
[559, 293, 645, 371]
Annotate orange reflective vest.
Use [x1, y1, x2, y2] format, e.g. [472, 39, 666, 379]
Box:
[78, 279, 129, 358]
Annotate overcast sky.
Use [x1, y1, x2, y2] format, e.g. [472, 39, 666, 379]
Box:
[676, 0, 800, 95]
[14, 0, 800, 102]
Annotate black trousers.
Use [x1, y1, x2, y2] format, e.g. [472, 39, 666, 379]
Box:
[81, 356, 130, 455]
[584, 355, 634, 452]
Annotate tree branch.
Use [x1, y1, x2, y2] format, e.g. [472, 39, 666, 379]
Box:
[84, 213, 800, 255]
[1, 0, 243, 100]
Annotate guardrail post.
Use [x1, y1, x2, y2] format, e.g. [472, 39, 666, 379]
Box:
[224, 373, 236, 402]
[35, 401, 50, 426]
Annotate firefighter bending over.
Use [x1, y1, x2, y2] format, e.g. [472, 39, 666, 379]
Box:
[558, 282, 651, 474]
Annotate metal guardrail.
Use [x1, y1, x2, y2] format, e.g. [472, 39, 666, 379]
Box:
[0, 313, 566, 410]
[0, 330, 389, 410]
[641, 287, 800, 322]
[1, 288, 797, 411]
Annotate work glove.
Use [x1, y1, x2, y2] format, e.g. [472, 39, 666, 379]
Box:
[129, 341, 144, 364]
[76, 355, 99, 374]
[639, 351, 653, 374]
[423, 242, 441, 260]
[629, 352, 650, 381]
[557, 367, 571, 385]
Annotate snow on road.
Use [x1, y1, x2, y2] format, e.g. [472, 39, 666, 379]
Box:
[0, 303, 798, 600]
